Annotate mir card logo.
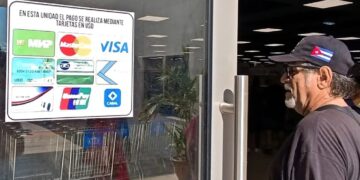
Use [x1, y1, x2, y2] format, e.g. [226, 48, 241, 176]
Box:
[60, 34, 91, 57]
[13, 29, 55, 56]
[60, 88, 91, 110]
[104, 89, 121, 107]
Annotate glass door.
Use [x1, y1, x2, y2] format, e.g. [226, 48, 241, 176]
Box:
[0, 0, 239, 179]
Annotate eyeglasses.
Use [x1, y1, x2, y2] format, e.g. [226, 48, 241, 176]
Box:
[283, 65, 320, 79]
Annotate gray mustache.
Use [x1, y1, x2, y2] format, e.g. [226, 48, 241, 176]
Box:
[284, 84, 292, 92]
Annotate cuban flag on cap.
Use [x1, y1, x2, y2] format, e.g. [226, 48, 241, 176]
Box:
[310, 46, 334, 62]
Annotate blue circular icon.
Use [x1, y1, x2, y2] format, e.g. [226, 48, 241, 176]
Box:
[60, 61, 70, 70]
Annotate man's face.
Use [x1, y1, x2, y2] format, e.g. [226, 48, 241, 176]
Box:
[280, 63, 319, 115]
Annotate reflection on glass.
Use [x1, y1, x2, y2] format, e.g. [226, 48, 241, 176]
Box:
[0, 7, 6, 51]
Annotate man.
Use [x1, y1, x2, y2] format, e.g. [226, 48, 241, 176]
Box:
[346, 64, 360, 114]
[267, 35, 360, 180]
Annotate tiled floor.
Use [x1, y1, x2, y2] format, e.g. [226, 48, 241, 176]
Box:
[140, 150, 274, 180]
[142, 174, 177, 180]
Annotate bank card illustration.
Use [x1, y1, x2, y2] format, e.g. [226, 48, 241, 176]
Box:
[56, 59, 94, 84]
[96, 60, 121, 85]
[12, 57, 54, 84]
[60, 87, 91, 110]
[11, 86, 54, 112]
[59, 34, 92, 57]
[57, 59, 94, 73]
[7, 0, 135, 121]
[104, 88, 121, 107]
[57, 75, 94, 84]
[13, 29, 55, 57]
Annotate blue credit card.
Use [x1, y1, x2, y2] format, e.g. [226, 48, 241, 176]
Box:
[12, 58, 55, 84]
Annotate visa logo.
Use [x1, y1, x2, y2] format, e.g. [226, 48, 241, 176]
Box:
[101, 41, 128, 53]
[28, 39, 53, 48]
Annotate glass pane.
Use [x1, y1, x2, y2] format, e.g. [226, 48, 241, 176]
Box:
[0, 0, 208, 179]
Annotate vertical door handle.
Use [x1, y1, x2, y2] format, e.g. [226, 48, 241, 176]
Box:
[218, 75, 248, 180]
[234, 75, 249, 180]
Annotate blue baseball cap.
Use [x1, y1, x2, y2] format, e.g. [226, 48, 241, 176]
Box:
[269, 35, 354, 76]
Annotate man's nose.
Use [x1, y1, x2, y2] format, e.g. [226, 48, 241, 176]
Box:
[280, 73, 288, 84]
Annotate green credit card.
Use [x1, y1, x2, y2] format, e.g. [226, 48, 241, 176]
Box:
[57, 75, 94, 85]
[13, 29, 55, 57]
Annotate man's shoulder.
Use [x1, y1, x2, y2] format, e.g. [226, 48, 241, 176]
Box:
[299, 107, 352, 127]
[296, 107, 359, 140]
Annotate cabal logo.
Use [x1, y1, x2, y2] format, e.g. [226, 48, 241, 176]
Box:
[60, 34, 91, 57]
[60, 87, 91, 110]
[101, 41, 128, 53]
[104, 89, 121, 107]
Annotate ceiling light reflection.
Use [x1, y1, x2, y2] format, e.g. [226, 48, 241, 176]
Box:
[253, 28, 282, 33]
[323, 21, 335, 25]
[337, 37, 360, 40]
[265, 43, 284, 47]
[298, 32, 326, 36]
[245, 50, 260, 53]
[151, 44, 167, 47]
[191, 38, 204, 42]
[147, 34, 168, 38]
[270, 52, 285, 55]
[304, 0, 353, 9]
[138, 16, 169, 22]
[238, 41, 251, 44]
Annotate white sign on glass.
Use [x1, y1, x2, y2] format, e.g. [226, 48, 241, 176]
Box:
[6, 0, 134, 121]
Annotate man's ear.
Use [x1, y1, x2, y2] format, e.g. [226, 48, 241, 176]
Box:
[317, 66, 333, 89]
